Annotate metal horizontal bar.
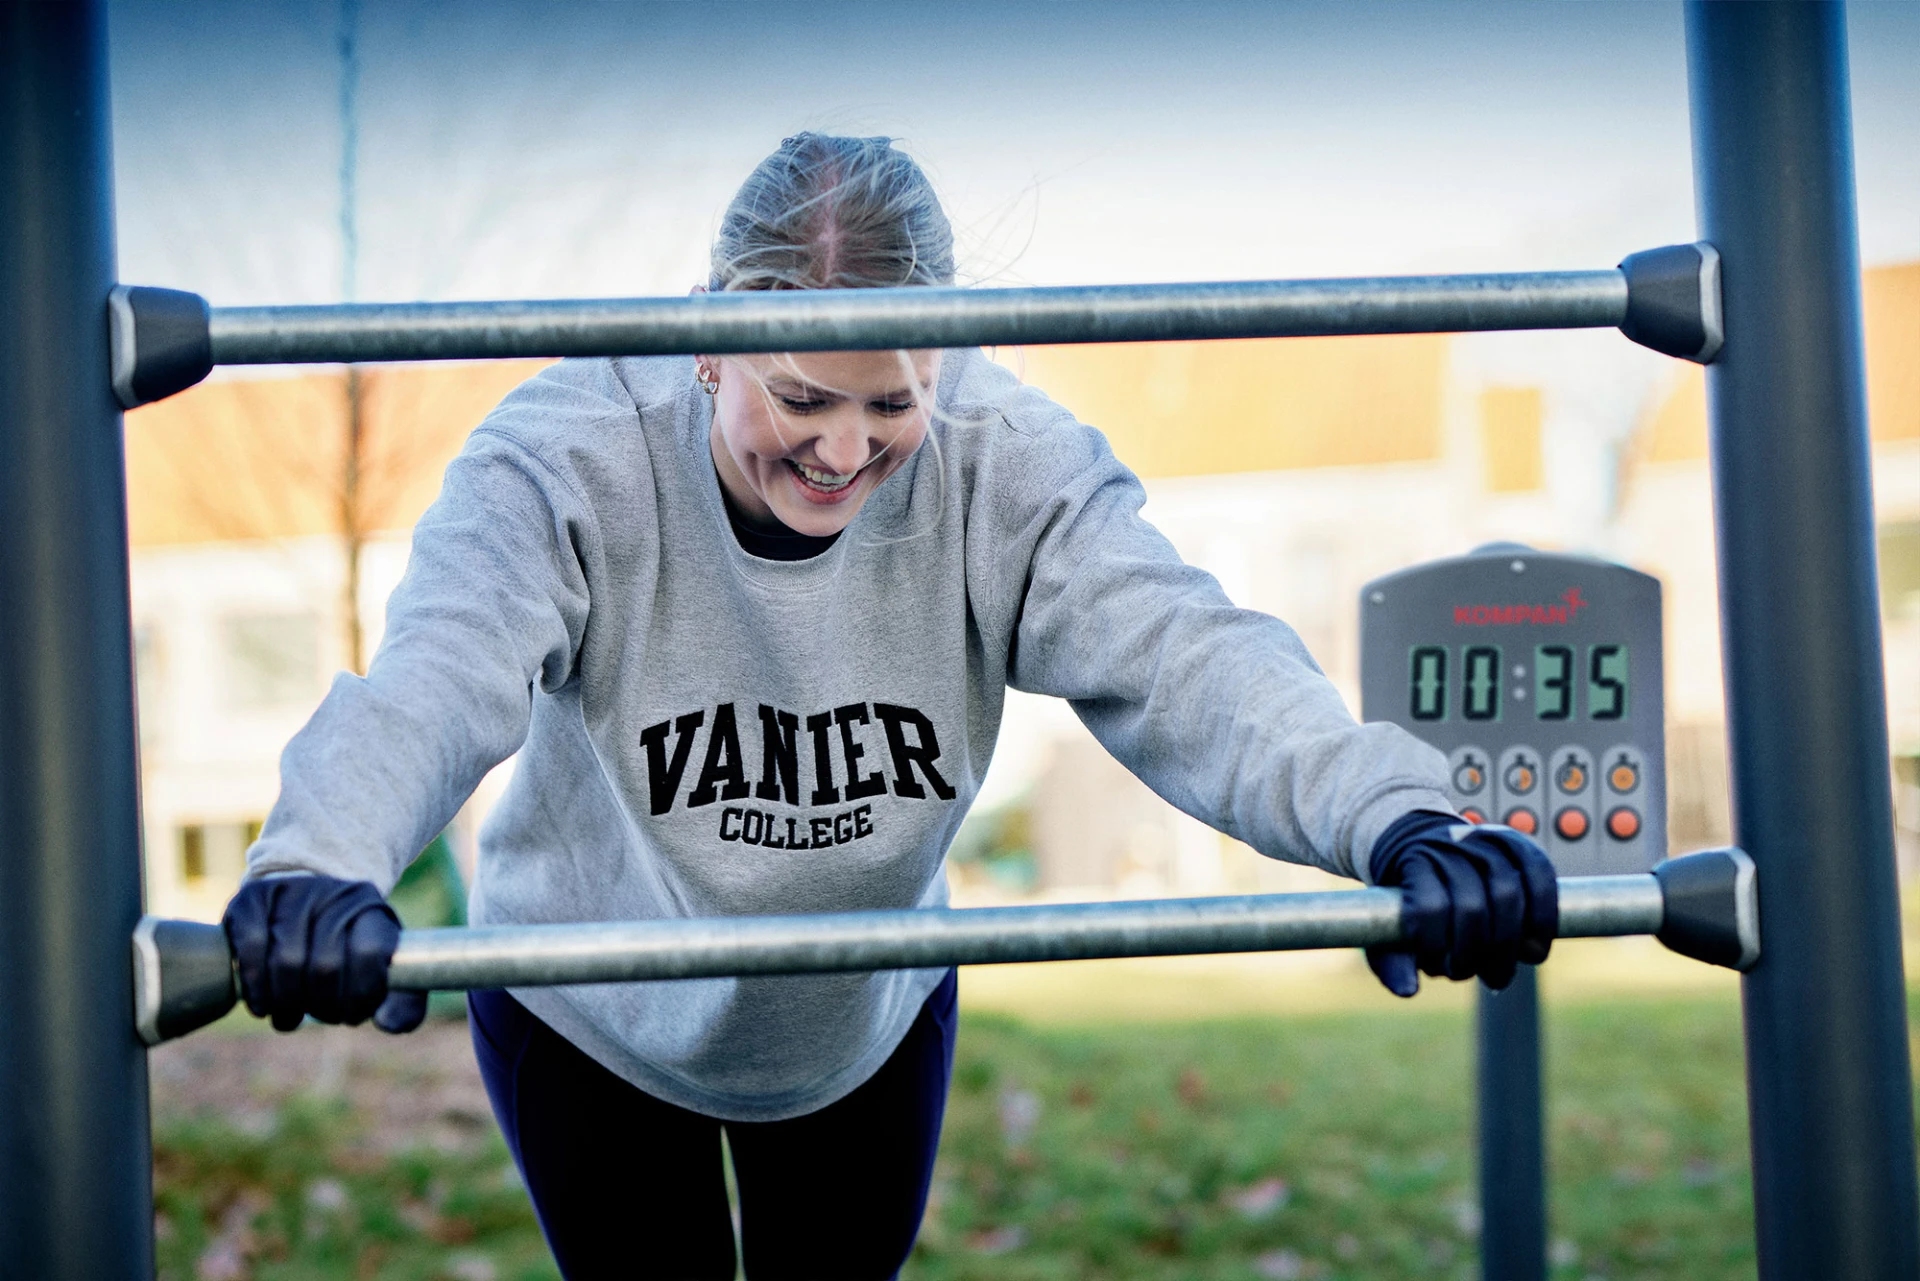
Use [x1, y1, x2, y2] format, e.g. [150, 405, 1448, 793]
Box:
[387, 873, 1663, 991]
[207, 271, 1630, 366]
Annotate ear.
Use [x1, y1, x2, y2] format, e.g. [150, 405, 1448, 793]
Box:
[689, 285, 709, 373]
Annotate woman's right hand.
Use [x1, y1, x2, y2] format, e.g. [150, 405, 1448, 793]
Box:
[222, 874, 426, 1033]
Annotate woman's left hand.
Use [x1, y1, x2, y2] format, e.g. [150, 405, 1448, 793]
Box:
[1364, 810, 1559, 997]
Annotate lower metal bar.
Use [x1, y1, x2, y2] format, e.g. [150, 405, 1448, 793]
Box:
[206, 271, 1629, 366]
[143, 864, 1748, 1046]
[387, 874, 1662, 991]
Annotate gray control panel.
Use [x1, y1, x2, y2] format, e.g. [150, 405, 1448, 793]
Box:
[1358, 546, 1664, 876]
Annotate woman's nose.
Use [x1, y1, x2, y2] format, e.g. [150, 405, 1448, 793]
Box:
[810, 420, 872, 475]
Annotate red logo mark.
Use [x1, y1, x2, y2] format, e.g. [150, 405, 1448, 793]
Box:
[1453, 586, 1589, 627]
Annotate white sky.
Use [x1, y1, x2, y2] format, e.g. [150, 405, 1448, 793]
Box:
[109, 0, 1919, 309]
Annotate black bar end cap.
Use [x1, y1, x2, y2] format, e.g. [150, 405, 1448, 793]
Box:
[1653, 846, 1759, 971]
[132, 916, 237, 1046]
[108, 285, 214, 409]
[1619, 243, 1724, 364]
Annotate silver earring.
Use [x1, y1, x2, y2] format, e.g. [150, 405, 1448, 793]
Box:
[695, 361, 719, 395]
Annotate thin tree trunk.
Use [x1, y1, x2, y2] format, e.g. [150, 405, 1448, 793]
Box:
[341, 365, 366, 675]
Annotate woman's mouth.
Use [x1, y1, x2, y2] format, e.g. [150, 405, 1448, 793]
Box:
[784, 458, 863, 501]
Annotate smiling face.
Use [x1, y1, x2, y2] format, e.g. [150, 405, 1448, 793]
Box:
[706, 348, 942, 538]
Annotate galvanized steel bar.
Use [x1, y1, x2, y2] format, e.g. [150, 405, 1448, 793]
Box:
[206, 271, 1630, 367]
[386, 874, 1662, 991]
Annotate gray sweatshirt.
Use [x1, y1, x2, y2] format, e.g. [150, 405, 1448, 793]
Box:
[248, 348, 1452, 1121]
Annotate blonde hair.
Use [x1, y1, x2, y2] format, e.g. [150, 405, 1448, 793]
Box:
[710, 133, 955, 293]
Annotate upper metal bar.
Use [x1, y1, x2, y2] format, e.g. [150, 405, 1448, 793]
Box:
[386, 874, 1662, 991]
[206, 271, 1630, 366]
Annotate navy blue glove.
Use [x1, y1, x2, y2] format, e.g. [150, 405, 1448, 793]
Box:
[223, 875, 426, 1034]
[1365, 810, 1558, 998]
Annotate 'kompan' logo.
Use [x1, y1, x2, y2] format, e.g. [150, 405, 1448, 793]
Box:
[1454, 587, 1588, 626]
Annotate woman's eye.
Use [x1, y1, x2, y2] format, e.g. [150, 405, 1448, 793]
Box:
[872, 399, 918, 416]
[778, 396, 829, 413]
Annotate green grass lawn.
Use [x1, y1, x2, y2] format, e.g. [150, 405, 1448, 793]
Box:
[152, 989, 1779, 1281]
[911, 997, 1755, 1281]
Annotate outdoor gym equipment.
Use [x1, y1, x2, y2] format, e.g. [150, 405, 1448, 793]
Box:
[105, 246, 1721, 408]
[132, 851, 1758, 1047]
[1, 4, 1912, 1279]
[1361, 546, 1670, 1280]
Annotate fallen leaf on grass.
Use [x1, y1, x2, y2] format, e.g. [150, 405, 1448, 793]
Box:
[999, 1088, 1042, 1145]
[1225, 1176, 1290, 1219]
[444, 1252, 497, 1281]
[1254, 1247, 1306, 1279]
[966, 1225, 1027, 1255]
[196, 1189, 270, 1281]
[304, 1178, 349, 1213]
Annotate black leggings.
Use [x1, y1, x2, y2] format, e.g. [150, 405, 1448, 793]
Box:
[469, 973, 957, 1281]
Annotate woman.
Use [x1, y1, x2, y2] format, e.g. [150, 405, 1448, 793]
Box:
[224, 133, 1554, 1279]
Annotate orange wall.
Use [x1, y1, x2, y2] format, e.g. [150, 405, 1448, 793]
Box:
[1005, 332, 1449, 478]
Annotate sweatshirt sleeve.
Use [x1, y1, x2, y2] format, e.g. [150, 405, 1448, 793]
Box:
[244, 427, 597, 892]
[969, 376, 1455, 884]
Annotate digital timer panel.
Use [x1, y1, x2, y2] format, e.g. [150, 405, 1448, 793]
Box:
[1407, 643, 1629, 723]
[1359, 547, 1665, 877]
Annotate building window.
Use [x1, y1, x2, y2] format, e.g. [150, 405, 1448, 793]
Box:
[222, 613, 321, 709]
[178, 820, 262, 886]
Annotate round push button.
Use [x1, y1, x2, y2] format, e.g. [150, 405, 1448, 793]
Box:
[1608, 758, 1639, 793]
[1554, 808, 1590, 841]
[1504, 762, 1537, 794]
[1606, 807, 1641, 840]
[1460, 807, 1488, 826]
[1555, 759, 1587, 793]
[1454, 760, 1487, 794]
[1503, 807, 1539, 836]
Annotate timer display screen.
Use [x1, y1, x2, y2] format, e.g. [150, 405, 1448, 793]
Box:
[1361, 548, 1663, 876]
[1408, 643, 1629, 723]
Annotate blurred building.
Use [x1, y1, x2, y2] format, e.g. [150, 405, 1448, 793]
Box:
[127, 360, 546, 920]
[125, 267, 1917, 917]
[973, 261, 1920, 898]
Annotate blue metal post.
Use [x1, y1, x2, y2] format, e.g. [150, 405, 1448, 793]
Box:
[1478, 969, 1545, 1281]
[0, 0, 153, 1276]
[1686, 4, 1919, 1275]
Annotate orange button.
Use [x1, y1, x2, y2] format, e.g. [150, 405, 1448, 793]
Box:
[1609, 763, 1639, 793]
[1606, 807, 1641, 840]
[1554, 808, 1590, 840]
[1460, 807, 1488, 826]
[1503, 807, 1539, 836]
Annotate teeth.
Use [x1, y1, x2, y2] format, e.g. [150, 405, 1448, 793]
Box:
[791, 460, 856, 490]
